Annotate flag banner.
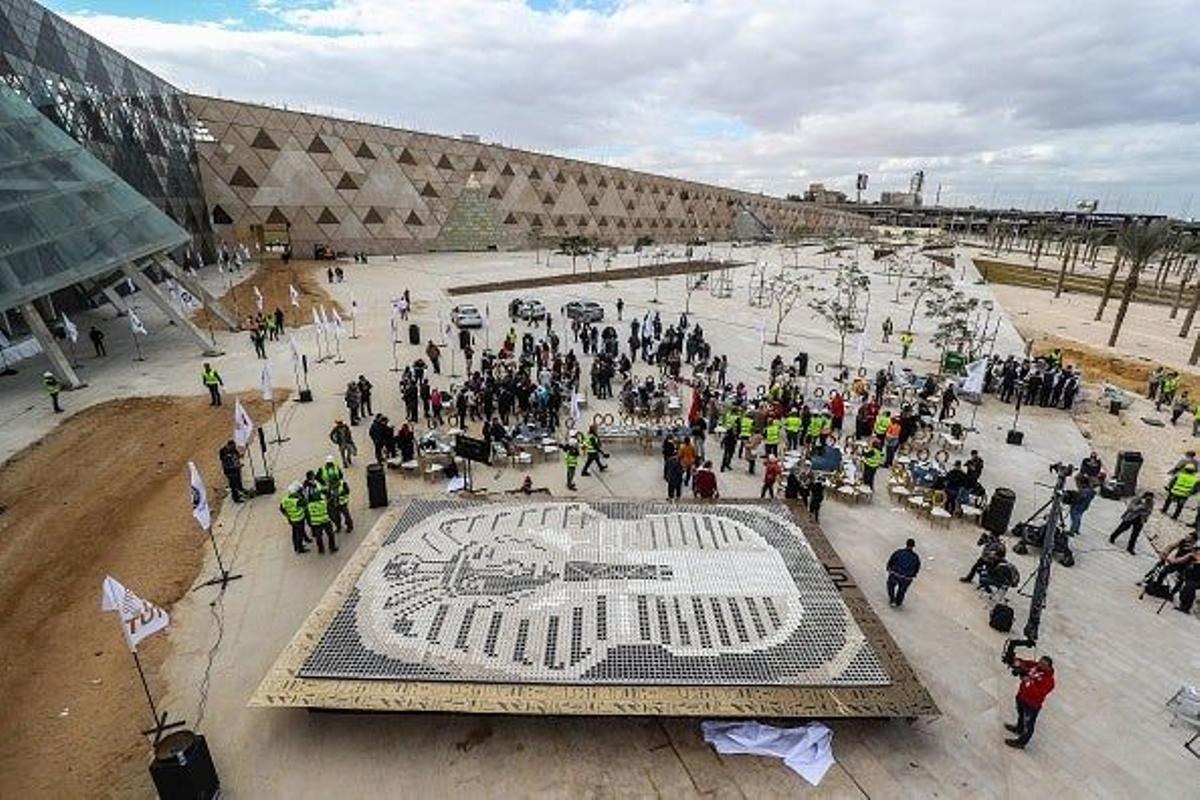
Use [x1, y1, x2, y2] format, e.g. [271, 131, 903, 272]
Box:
[179, 285, 200, 311]
[312, 307, 322, 329]
[253, 285, 264, 312]
[389, 314, 398, 340]
[260, 362, 273, 401]
[962, 358, 988, 395]
[289, 284, 300, 308]
[331, 308, 346, 336]
[234, 399, 254, 448]
[188, 460, 211, 530]
[288, 333, 302, 367]
[125, 277, 136, 294]
[318, 305, 332, 333]
[128, 308, 148, 336]
[166, 280, 183, 313]
[61, 314, 78, 343]
[101, 575, 169, 652]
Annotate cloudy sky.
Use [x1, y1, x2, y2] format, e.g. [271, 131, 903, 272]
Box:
[49, 0, 1200, 216]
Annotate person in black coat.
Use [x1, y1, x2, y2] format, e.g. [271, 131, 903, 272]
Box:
[886, 539, 921, 607]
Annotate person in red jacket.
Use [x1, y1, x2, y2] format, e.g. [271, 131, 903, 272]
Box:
[1005, 655, 1056, 748]
[760, 455, 783, 498]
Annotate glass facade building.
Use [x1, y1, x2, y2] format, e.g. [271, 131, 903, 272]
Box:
[0, 0, 211, 258]
[0, 83, 189, 313]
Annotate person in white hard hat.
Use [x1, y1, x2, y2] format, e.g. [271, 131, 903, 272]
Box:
[279, 481, 310, 554]
[43, 371, 62, 413]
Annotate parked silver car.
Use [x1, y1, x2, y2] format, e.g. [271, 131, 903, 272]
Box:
[564, 300, 604, 323]
[450, 304, 485, 329]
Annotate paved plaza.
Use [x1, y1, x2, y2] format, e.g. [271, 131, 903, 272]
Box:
[3, 242, 1198, 797]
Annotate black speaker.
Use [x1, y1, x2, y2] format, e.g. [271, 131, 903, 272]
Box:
[989, 603, 1014, 632]
[1114, 450, 1143, 497]
[1005, 429, 1024, 445]
[408, 323, 421, 345]
[254, 475, 276, 495]
[298, 389, 313, 403]
[794, 352, 808, 377]
[366, 463, 388, 508]
[149, 731, 219, 799]
[982, 487, 1016, 536]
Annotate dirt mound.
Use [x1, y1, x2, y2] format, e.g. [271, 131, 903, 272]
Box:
[196, 259, 345, 330]
[1029, 333, 1200, 397]
[0, 394, 274, 797]
[446, 258, 730, 296]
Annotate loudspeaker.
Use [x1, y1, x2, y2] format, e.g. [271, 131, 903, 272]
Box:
[989, 603, 1014, 632]
[149, 731, 219, 800]
[408, 323, 421, 345]
[794, 352, 808, 377]
[298, 389, 313, 403]
[1005, 429, 1024, 445]
[982, 487, 1016, 536]
[366, 463, 388, 508]
[254, 475, 276, 495]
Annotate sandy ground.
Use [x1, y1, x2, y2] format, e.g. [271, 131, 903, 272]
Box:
[195, 259, 345, 331]
[0, 394, 274, 798]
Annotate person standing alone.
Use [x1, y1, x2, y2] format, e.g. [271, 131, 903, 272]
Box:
[1005, 655, 1056, 749]
[885, 538, 921, 607]
[43, 371, 63, 413]
[202, 363, 223, 406]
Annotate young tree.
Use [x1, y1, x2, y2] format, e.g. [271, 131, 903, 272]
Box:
[904, 265, 955, 329]
[765, 272, 809, 346]
[926, 287, 981, 367]
[1108, 221, 1172, 347]
[557, 235, 596, 274]
[808, 261, 871, 367]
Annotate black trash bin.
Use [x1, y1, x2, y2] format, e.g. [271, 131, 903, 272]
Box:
[366, 462, 389, 508]
[794, 352, 808, 377]
[982, 487, 1016, 536]
[149, 730, 220, 800]
[408, 323, 421, 345]
[1114, 451, 1143, 497]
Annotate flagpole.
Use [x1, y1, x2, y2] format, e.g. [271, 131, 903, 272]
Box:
[131, 649, 184, 744]
[269, 395, 289, 444]
[333, 328, 345, 364]
[389, 316, 401, 372]
[195, 525, 244, 593]
[350, 300, 360, 339]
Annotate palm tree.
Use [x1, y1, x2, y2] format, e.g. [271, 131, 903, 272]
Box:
[1170, 236, 1199, 320]
[1054, 229, 1075, 298]
[1108, 221, 1172, 347]
[1029, 220, 1054, 265]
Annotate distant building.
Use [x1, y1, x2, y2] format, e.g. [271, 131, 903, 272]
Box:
[803, 183, 848, 205]
[881, 191, 922, 208]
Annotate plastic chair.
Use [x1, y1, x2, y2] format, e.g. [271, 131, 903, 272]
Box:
[929, 490, 952, 526]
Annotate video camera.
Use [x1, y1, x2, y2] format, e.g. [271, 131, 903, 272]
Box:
[1049, 462, 1075, 480]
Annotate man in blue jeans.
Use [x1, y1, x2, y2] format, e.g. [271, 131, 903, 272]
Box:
[886, 538, 921, 607]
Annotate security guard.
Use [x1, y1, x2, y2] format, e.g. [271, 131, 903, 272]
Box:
[1164, 463, 1199, 520]
[279, 483, 309, 554]
[784, 407, 803, 451]
[764, 417, 782, 457]
[43, 371, 62, 413]
[317, 455, 344, 489]
[806, 411, 824, 445]
[201, 362, 223, 406]
[873, 409, 892, 438]
[306, 487, 337, 554]
[581, 424, 608, 476]
[329, 474, 354, 534]
[900, 331, 914, 359]
[862, 440, 885, 488]
[738, 411, 754, 456]
[564, 439, 580, 491]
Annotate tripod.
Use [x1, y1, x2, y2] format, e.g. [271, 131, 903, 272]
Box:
[1011, 493, 1074, 565]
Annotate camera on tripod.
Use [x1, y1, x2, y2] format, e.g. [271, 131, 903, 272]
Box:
[1049, 462, 1075, 480]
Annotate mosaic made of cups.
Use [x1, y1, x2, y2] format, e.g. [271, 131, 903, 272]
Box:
[300, 500, 891, 686]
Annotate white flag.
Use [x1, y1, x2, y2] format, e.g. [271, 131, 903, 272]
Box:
[128, 308, 147, 336]
[289, 284, 300, 308]
[318, 305, 332, 332]
[260, 362, 273, 401]
[234, 399, 254, 448]
[331, 308, 346, 336]
[101, 575, 169, 652]
[288, 333, 302, 367]
[62, 314, 78, 343]
[187, 460, 211, 530]
[962, 358, 988, 395]
[312, 306, 322, 329]
[125, 276, 136, 294]
[253, 285, 264, 312]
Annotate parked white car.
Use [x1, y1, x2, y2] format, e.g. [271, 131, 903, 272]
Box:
[450, 304, 484, 328]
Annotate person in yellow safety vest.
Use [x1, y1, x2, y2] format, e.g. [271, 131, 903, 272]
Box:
[305, 487, 337, 554]
[862, 440, 886, 488]
[784, 408, 803, 451]
[564, 440, 580, 491]
[764, 418, 782, 456]
[1193, 402, 1200, 437]
[1158, 373, 1179, 412]
[279, 482, 310, 554]
[721, 408, 737, 432]
[201, 362, 223, 406]
[738, 413, 754, 457]
[42, 371, 63, 413]
[317, 455, 344, 489]
[900, 331, 914, 359]
[581, 424, 609, 476]
[806, 413, 824, 444]
[1163, 463, 1199, 520]
[873, 410, 891, 438]
[329, 476, 354, 534]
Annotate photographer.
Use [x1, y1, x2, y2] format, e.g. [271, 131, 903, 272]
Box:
[960, 532, 1007, 584]
[1004, 654, 1056, 749]
[1108, 491, 1154, 555]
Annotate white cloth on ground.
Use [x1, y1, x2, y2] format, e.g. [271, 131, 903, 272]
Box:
[700, 720, 834, 786]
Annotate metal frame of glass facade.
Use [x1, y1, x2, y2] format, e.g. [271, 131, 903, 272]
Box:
[0, 0, 212, 259]
[0, 83, 189, 313]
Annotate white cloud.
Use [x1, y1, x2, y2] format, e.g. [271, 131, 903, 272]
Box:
[61, 0, 1200, 215]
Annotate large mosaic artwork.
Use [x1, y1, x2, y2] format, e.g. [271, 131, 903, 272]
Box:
[299, 500, 889, 687]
